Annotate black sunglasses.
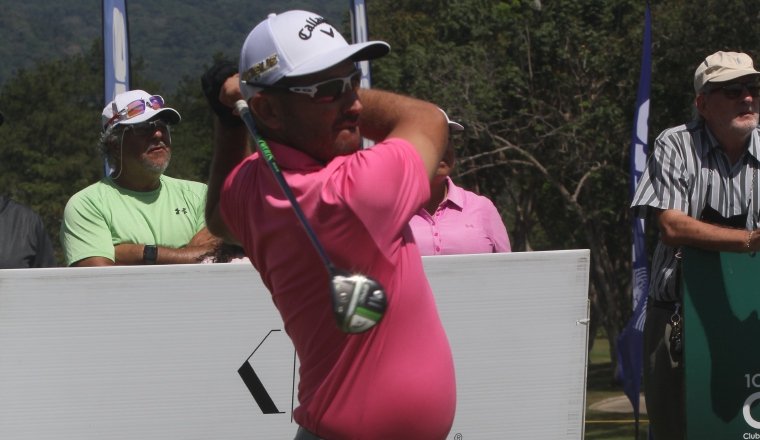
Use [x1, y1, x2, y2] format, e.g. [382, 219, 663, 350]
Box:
[706, 82, 760, 99]
[126, 120, 169, 137]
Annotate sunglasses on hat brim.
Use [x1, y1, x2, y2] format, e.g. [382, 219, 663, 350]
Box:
[104, 95, 165, 130]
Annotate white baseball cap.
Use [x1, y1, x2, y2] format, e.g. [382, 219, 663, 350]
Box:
[101, 89, 181, 132]
[239, 10, 390, 99]
[694, 51, 760, 93]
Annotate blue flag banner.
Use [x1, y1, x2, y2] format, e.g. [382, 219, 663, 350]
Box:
[103, 0, 130, 104]
[349, 0, 374, 149]
[102, 0, 130, 175]
[349, 0, 371, 89]
[616, 0, 651, 434]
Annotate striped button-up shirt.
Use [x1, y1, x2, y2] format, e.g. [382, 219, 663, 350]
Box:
[631, 120, 760, 302]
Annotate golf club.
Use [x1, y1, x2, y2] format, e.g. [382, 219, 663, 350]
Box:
[234, 99, 387, 334]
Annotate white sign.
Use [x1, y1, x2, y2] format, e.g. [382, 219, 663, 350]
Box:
[0, 250, 589, 439]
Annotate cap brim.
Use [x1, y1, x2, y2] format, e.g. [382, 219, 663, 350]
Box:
[448, 121, 464, 132]
[286, 41, 390, 78]
[707, 71, 760, 86]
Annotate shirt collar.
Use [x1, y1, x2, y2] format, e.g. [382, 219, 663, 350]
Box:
[749, 129, 760, 162]
[698, 121, 721, 158]
[698, 121, 760, 163]
[442, 177, 465, 210]
[265, 140, 325, 172]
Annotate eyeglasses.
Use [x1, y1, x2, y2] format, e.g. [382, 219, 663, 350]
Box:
[706, 82, 760, 100]
[246, 69, 362, 103]
[126, 120, 169, 137]
[105, 95, 165, 129]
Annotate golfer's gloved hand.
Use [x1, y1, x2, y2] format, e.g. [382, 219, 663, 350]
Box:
[201, 60, 242, 127]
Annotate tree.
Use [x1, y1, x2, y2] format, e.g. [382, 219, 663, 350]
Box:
[368, 0, 647, 364]
[367, 0, 760, 371]
[0, 42, 104, 264]
[163, 54, 236, 184]
[0, 40, 205, 264]
[4, 0, 760, 374]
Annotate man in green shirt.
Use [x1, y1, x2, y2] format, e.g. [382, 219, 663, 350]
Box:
[61, 90, 220, 266]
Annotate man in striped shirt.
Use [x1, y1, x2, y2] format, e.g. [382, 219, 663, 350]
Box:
[632, 51, 760, 439]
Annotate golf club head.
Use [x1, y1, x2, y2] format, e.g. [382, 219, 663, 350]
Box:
[331, 271, 387, 333]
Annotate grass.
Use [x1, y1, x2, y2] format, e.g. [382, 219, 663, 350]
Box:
[584, 335, 649, 440]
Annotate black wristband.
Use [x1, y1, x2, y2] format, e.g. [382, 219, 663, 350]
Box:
[201, 60, 243, 127]
[143, 245, 158, 265]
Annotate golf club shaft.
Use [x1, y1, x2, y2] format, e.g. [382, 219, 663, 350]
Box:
[234, 100, 337, 274]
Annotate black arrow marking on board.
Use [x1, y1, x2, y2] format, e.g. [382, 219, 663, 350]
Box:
[238, 329, 285, 414]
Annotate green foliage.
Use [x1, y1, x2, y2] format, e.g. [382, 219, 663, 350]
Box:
[0, 42, 105, 264]
[365, 0, 760, 362]
[0, 1, 348, 264]
[649, 0, 760, 136]
[368, 0, 650, 359]
[164, 70, 216, 182]
[4, 0, 760, 367]
[0, 0, 350, 92]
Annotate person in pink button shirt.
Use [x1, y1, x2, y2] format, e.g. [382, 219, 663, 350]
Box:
[202, 10, 456, 440]
[409, 115, 511, 255]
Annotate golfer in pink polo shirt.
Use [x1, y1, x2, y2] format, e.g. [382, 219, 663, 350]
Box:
[203, 10, 456, 440]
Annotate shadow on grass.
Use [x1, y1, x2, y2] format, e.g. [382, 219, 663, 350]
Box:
[588, 361, 619, 391]
[585, 361, 649, 440]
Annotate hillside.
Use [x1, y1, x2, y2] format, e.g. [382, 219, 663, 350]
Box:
[0, 0, 350, 91]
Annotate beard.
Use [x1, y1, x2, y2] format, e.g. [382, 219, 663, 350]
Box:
[332, 127, 362, 156]
[728, 113, 759, 139]
[140, 148, 171, 174]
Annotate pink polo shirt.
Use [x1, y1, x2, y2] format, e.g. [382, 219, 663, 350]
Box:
[409, 177, 511, 255]
[220, 138, 456, 440]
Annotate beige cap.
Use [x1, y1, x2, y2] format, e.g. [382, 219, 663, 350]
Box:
[694, 51, 760, 93]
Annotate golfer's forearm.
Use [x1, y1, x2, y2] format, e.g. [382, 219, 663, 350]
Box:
[206, 118, 250, 241]
[113, 243, 214, 265]
[357, 89, 448, 179]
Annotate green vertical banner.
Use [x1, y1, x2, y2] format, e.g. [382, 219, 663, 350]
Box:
[682, 247, 760, 439]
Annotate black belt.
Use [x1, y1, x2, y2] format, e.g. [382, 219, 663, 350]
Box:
[294, 426, 323, 440]
[649, 299, 679, 311]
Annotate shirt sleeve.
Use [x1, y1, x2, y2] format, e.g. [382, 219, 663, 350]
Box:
[407, 210, 435, 256]
[219, 156, 257, 247]
[60, 193, 115, 266]
[328, 139, 430, 251]
[33, 216, 57, 267]
[631, 133, 690, 218]
[482, 200, 511, 252]
[189, 181, 208, 233]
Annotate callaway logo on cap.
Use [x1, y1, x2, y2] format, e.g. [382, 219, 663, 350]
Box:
[238, 10, 390, 99]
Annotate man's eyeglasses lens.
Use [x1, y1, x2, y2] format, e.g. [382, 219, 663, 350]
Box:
[128, 120, 168, 137]
[711, 83, 760, 99]
[287, 70, 362, 102]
